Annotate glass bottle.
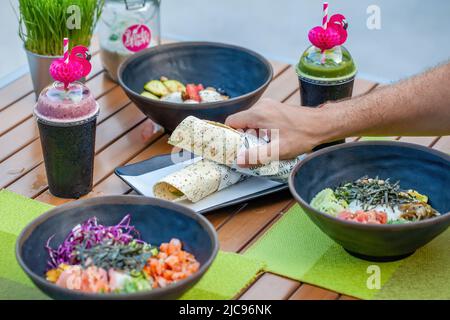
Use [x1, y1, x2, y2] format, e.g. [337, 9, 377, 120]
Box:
[99, 0, 161, 82]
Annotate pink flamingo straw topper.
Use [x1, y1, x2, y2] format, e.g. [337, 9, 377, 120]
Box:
[308, 2, 348, 53]
[49, 38, 92, 89]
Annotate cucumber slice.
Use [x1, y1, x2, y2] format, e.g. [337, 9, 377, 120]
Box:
[140, 91, 160, 100]
[168, 186, 184, 197]
[144, 80, 169, 97]
[163, 80, 186, 93]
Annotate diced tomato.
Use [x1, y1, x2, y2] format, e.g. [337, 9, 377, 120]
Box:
[356, 212, 368, 222]
[177, 250, 187, 262]
[160, 243, 169, 252]
[188, 262, 200, 273]
[376, 212, 388, 224]
[165, 255, 180, 269]
[185, 84, 201, 102]
[163, 270, 174, 280]
[337, 210, 388, 225]
[158, 252, 168, 260]
[156, 276, 168, 288]
[337, 211, 352, 220]
[146, 258, 163, 276]
[172, 272, 187, 281]
[145, 238, 200, 288]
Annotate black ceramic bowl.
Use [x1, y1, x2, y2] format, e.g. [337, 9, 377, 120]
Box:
[16, 196, 219, 300]
[289, 141, 450, 262]
[118, 42, 273, 132]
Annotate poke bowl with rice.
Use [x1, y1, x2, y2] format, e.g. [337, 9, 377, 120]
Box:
[289, 141, 450, 261]
[16, 196, 218, 300]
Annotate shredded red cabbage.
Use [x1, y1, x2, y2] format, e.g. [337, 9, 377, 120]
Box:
[45, 214, 140, 269]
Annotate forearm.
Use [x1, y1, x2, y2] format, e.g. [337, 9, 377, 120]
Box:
[320, 62, 450, 142]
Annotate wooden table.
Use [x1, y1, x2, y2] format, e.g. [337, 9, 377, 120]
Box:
[1, 39, 449, 300]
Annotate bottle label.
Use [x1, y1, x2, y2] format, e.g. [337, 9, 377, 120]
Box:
[122, 24, 151, 52]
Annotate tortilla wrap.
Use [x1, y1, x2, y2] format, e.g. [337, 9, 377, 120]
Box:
[168, 116, 303, 181]
[168, 116, 242, 165]
[153, 159, 245, 203]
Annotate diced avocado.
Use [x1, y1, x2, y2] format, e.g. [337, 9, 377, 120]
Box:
[163, 80, 186, 93]
[310, 188, 348, 216]
[140, 91, 160, 100]
[144, 80, 169, 97]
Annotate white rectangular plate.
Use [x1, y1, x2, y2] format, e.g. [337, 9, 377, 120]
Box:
[115, 154, 288, 214]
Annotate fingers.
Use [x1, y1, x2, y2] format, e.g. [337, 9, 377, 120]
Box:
[225, 109, 255, 129]
[225, 98, 278, 129]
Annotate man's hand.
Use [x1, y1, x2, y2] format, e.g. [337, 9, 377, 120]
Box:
[225, 62, 450, 167]
[225, 98, 329, 166]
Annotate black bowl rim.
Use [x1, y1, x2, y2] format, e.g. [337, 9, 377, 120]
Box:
[15, 195, 219, 299]
[288, 140, 450, 231]
[117, 41, 274, 110]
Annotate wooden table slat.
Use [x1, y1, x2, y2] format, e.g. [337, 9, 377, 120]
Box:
[218, 191, 293, 252]
[271, 61, 290, 79]
[238, 273, 300, 300]
[288, 284, 339, 300]
[0, 116, 39, 164]
[0, 94, 38, 136]
[351, 79, 379, 97]
[0, 74, 33, 112]
[239, 201, 294, 253]
[261, 67, 299, 101]
[432, 136, 450, 153]
[397, 136, 438, 146]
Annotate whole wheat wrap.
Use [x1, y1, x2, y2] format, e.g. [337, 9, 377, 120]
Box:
[153, 159, 246, 203]
[168, 116, 303, 182]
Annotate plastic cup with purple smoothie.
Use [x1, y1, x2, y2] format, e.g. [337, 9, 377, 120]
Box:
[35, 81, 99, 198]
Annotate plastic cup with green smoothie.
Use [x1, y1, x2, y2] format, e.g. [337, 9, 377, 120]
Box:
[296, 45, 356, 146]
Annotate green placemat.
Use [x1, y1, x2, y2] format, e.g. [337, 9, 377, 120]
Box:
[0, 189, 264, 300]
[180, 251, 264, 300]
[244, 204, 450, 299]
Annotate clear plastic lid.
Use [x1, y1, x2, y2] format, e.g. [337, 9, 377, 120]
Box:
[296, 45, 356, 81]
[34, 81, 99, 123]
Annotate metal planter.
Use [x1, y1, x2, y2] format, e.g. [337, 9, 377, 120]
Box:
[25, 49, 60, 100]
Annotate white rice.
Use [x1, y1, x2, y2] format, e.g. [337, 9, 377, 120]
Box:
[348, 200, 402, 221]
[161, 92, 184, 103]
